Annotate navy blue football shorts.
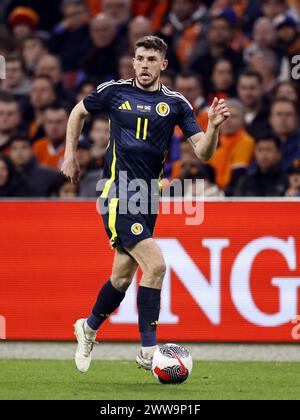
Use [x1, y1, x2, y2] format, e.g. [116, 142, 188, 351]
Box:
[98, 197, 158, 250]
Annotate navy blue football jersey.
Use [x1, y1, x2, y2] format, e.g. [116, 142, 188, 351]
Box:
[83, 78, 202, 201]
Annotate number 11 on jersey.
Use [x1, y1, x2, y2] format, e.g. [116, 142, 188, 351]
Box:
[136, 117, 149, 141]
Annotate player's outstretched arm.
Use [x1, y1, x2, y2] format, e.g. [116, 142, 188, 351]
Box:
[61, 101, 90, 184]
[188, 98, 230, 161]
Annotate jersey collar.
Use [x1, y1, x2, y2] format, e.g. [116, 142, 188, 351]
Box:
[132, 78, 162, 94]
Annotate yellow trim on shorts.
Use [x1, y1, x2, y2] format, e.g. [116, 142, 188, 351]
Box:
[108, 198, 119, 241]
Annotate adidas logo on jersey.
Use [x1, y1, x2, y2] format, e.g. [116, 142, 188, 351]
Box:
[118, 101, 132, 110]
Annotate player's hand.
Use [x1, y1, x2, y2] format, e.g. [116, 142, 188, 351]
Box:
[208, 98, 230, 128]
[61, 156, 80, 184]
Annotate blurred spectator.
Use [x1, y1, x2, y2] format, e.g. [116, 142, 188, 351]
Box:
[0, 29, 17, 57]
[0, 94, 22, 153]
[0, 0, 299, 199]
[260, 0, 289, 21]
[4, 0, 62, 32]
[175, 141, 222, 196]
[27, 76, 57, 141]
[102, 0, 131, 27]
[237, 69, 270, 138]
[75, 80, 96, 103]
[160, 69, 176, 89]
[274, 14, 300, 59]
[208, 57, 235, 102]
[0, 154, 30, 197]
[88, 116, 110, 162]
[213, 7, 251, 54]
[127, 16, 153, 54]
[8, 6, 39, 43]
[269, 98, 300, 169]
[190, 15, 244, 95]
[8, 133, 58, 196]
[21, 35, 47, 75]
[285, 158, 300, 196]
[1, 54, 31, 97]
[243, 17, 277, 63]
[51, 173, 79, 197]
[118, 53, 135, 80]
[208, 99, 255, 194]
[184, 178, 224, 198]
[234, 135, 289, 196]
[35, 54, 75, 107]
[180, 141, 202, 178]
[160, 0, 207, 68]
[288, 0, 300, 23]
[83, 13, 123, 83]
[273, 80, 300, 103]
[50, 0, 91, 72]
[249, 48, 280, 94]
[33, 106, 68, 169]
[174, 71, 208, 130]
[77, 140, 102, 197]
[183, 163, 224, 198]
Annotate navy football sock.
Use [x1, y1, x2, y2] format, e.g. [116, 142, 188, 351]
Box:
[137, 285, 161, 347]
[86, 279, 125, 331]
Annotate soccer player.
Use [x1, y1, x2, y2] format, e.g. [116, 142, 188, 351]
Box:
[61, 36, 230, 373]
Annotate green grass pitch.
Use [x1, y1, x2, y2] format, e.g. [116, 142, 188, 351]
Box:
[0, 360, 300, 400]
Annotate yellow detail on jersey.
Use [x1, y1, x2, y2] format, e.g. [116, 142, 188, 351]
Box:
[131, 223, 143, 235]
[108, 197, 119, 242]
[136, 117, 148, 141]
[136, 117, 142, 139]
[101, 141, 116, 198]
[156, 102, 170, 116]
[143, 118, 148, 140]
[125, 101, 132, 110]
[118, 101, 132, 110]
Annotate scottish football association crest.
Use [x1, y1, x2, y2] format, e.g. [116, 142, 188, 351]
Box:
[156, 102, 170, 117]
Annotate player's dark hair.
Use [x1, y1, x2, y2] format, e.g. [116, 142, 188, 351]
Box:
[239, 69, 263, 85]
[135, 36, 168, 57]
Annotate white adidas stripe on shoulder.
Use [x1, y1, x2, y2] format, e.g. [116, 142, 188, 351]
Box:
[161, 85, 193, 109]
[96, 79, 132, 93]
[96, 80, 114, 93]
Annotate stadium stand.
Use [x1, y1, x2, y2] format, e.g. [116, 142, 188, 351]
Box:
[0, 0, 299, 197]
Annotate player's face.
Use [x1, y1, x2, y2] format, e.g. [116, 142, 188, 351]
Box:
[133, 47, 168, 88]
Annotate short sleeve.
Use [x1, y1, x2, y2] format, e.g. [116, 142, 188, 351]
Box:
[177, 99, 202, 139]
[83, 80, 114, 115]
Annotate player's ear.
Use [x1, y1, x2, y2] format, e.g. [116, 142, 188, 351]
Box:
[132, 57, 136, 70]
[161, 59, 168, 71]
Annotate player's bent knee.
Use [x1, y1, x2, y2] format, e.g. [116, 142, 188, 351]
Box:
[147, 261, 166, 280]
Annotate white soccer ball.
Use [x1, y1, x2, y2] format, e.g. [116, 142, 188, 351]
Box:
[152, 343, 193, 384]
